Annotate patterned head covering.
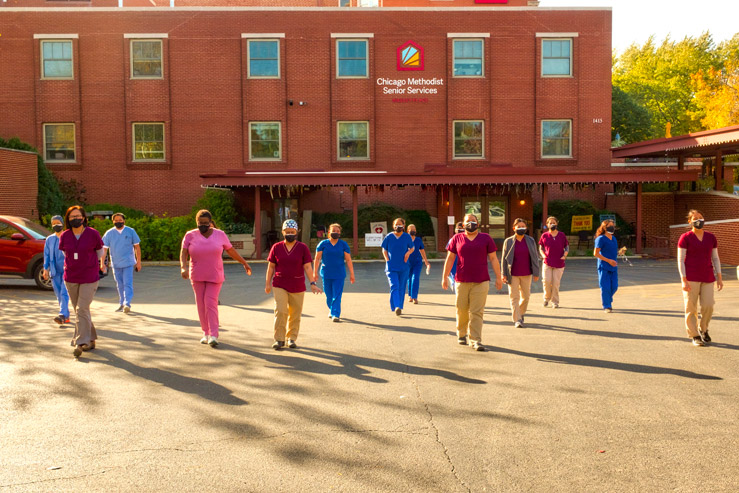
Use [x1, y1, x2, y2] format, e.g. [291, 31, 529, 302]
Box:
[282, 219, 298, 231]
[51, 215, 63, 224]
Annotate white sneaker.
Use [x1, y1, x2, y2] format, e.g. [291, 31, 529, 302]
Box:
[552, 303, 559, 309]
[200, 335, 208, 344]
[208, 336, 218, 347]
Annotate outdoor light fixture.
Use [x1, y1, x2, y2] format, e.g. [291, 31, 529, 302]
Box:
[519, 199, 526, 206]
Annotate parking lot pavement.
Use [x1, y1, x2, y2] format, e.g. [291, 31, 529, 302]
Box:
[1, 259, 738, 492]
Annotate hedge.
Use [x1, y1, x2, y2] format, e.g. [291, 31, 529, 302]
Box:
[533, 199, 633, 236]
[89, 216, 193, 261]
[311, 203, 434, 237]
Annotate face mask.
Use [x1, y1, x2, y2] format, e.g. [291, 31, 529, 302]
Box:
[465, 222, 478, 232]
[198, 224, 210, 234]
[692, 219, 704, 229]
[515, 228, 527, 236]
[330, 232, 340, 240]
[114, 222, 124, 229]
[456, 229, 464, 234]
[548, 224, 557, 231]
[284, 234, 297, 243]
[606, 226, 615, 234]
[394, 226, 404, 233]
[409, 231, 416, 237]
[70, 218, 84, 228]
[52, 225, 63, 233]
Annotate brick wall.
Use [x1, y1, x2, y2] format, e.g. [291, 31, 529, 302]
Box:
[673, 191, 739, 223]
[1, 0, 531, 8]
[0, 148, 39, 218]
[669, 220, 739, 267]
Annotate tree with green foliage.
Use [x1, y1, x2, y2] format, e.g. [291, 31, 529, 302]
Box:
[611, 86, 653, 144]
[691, 34, 739, 129]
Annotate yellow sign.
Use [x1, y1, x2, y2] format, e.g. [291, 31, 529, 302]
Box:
[571, 215, 593, 232]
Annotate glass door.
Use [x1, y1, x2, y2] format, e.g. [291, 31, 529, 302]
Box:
[462, 195, 508, 242]
[274, 198, 299, 239]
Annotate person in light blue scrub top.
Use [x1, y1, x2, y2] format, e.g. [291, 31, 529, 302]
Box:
[406, 224, 430, 304]
[101, 213, 142, 314]
[313, 223, 356, 322]
[381, 217, 415, 316]
[42, 215, 70, 325]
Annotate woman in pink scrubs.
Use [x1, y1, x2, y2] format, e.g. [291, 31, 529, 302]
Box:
[180, 210, 252, 347]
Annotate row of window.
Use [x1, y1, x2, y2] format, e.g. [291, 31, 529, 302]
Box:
[42, 120, 573, 163]
[38, 37, 574, 80]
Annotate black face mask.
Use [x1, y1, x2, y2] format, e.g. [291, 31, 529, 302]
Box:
[70, 218, 84, 228]
[284, 234, 297, 243]
[114, 222, 124, 229]
[52, 225, 63, 233]
[456, 229, 464, 234]
[606, 226, 616, 234]
[198, 224, 210, 234]
[409, 231, 416, 237]
[548, 224, 558, 231]
[330, 232, 340, 240]
[465, 222, 478, 232]
[515, 228, 527, 236]
[394, 226, 404, 233]
[692, 220, 705, 229]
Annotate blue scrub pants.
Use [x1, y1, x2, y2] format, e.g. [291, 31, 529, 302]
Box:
[598, 268, 618, 309]
[322, 276, 345, 318]
[51, 274, 70, 319]
[113, 265, 134, 307]
[386, 269, 409, 311]
[407, 262, 423, 299]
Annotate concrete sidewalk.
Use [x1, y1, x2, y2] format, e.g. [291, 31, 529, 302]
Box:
[1, 260, 737, 492]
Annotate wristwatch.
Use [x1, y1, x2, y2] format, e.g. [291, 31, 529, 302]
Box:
[310, 281, 317, 286]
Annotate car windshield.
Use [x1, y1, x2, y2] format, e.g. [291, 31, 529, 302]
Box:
[15, 218, 51, 240]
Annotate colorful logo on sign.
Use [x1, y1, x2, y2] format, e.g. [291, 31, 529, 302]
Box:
[397, 41, 424, 71]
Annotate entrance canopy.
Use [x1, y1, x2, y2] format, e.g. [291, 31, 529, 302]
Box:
[612, 124, 739, 159]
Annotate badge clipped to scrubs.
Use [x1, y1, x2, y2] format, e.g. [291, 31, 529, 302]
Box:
[74, 253, 78, 260]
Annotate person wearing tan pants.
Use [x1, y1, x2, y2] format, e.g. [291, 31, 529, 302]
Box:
[538, 216, 568, 308]
[272, 287, 305, 343]
[501, 219, 541, 328]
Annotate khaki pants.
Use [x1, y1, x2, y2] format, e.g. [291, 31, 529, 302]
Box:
[273, 287, 305, 342]
[455, 281, 489, 343]
[508, 275, 532, 323]
[65, 281, 98, 346]
[683, 281, 715, 338]
[542, 264, 564, 306]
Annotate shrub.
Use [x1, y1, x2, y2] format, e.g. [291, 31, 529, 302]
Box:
[534, 199, 632, 236]
[88, 215, 193, 261]
[193, 189, 240, 224]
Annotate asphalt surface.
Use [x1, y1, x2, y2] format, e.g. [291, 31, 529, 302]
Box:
[1, 259, 738, 492]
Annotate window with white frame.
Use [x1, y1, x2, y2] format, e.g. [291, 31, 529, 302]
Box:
[541, 120, 572, 157]
[133, 123, 165, 161]
[249, 122, 281, 160]
[248, 39, 280, 78]
[453, 39, 483, 77]
[41, 40, 73, 78]
[337, 121, 369, 160]
[336, 40, 368, 78]
[453, 120, 484, 159]
[131, 40, 163, 78]
[542, 39, 572, 76]
[43, 124, 76, 162]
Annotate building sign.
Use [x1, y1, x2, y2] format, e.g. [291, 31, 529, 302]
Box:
[370, 221, 387, 235]
[571, 215, 593, 232]
[397, 41, 424, 71]
[377, 77, 444, 96]
[365, 233, 383, 247]
[599, 213, 616, 224]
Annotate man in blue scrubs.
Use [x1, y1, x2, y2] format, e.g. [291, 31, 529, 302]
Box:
[381, 218, 414, 316]
[101, 213, 142, 314]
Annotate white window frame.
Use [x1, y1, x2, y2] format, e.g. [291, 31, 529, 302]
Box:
[42, 123, 76, 163]
[248, 121, 282, 161]
[541, 119, 573, 158]
[132, 122, 166, 162]
[40, 39, 74, 80]
[452, 38, 485, 79]
[130, 39, 164, 79]
[335, 39, 369, 79]
[541, 38, 573, 78]
[337, 121, 370, 161]
[246, 39, 281, 79]
[452, 120, 485, 160]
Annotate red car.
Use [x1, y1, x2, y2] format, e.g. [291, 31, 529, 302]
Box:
[0, 215, 53, 290]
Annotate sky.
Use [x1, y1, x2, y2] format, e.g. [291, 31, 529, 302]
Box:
[540, 0, 738, 54]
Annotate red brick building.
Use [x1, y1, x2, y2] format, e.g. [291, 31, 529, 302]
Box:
[0, 0, 696, 255]
[0, 148, 39, 218]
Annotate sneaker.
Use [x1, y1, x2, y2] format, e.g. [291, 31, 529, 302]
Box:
[287, 339, 297, 349]
[208, 336, 218, 347]
[123, 306, 131, 314]
[700, 331, 711, 343]
[80, 342, 95, 351]
[115, 305, 124, 312]
[604, 308, 612, 313]
[272, 340, 285, 350]
[395, 308, 402, 316]
[552, 304, 559, 309]
[332, 317, 340, 323]
[457, 336, 468, 345]
[472, 341, 485, 351]
[200, 335, 208, 344]
[73, 346, 83, 358]
[514, 321, 523, 328]
[63, 318, 70, 324]
[543, 301, 549, 307]
[692, 336, 705, 347]
[54, 315, 64, 325]
[328, 314, 333, 319]
[413, 299, 418, 304]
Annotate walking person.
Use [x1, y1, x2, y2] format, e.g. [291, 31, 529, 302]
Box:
[265, 219, 322, 350]
[441, 213, 503, 351]
[678, 209, 724, 346]
[101, 213, 142, 314]
[538, 216, 569, 308]
[406, 224, 430, 304]
[180, 210, 252, 347]
[58, 206, 105, 359]
[381, 218, 414, 316]
[593, 219, 619, 313]
[501, 218, 540, 328]
[42, 215, 70, 325]
[314, 223, 355, 322]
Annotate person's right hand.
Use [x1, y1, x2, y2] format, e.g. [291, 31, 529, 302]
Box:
[495, 278, 503, 291]
[501, 275, 508, 284]
[181, 268, 188, 280]
[682, 280, 691, 292]
[101, 264, 108, 274]
[441, 277, 449, 290]
[42, 269, 49, 281]
[609, 259, 618, 267]
[265, 283, 272, 294]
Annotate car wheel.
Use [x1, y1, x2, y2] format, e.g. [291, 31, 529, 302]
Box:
[33, 262, 53, 290]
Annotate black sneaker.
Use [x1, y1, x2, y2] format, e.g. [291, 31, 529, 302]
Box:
[54, 315, 64, 325]
[692, 336, 705, 347]
[287, 339, 297, 349]
[472, 341, 485, 351]
[272, 340, 285, 350]
[457, 336, 468, 345]
[73, 346, 82, 358]
[700, 331, 711, 343]
[395, 308, 402, 316]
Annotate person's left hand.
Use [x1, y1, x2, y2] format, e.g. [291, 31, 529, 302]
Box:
[404, 252, 411, 262]
[243, 263, 252, 276]
[101, 264, 108, 274]
[534, 276, 539, 282]
[135, 261, 142, 272]
[495, 278, 503, 291]
[350, 274, 355, 284]
[311, 284, 323, 294]
[717, 278, 724, 291]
